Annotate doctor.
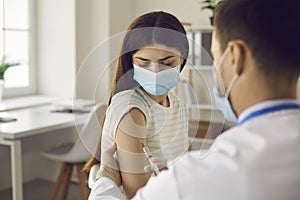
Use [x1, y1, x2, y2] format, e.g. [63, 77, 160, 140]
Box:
[89, 0, 300, 199]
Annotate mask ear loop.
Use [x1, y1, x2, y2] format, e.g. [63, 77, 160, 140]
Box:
[225, 73, 239, 99]
[216, 48, 230, 95]
[224, 44, 245, 99]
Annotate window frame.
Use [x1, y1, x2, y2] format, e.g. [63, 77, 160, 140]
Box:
[2, 0, 36, 98]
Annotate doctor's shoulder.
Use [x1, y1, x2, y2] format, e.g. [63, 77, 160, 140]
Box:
[193, 125, 269, 166]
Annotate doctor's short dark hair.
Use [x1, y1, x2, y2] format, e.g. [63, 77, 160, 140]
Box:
[214, 0, 300, 79]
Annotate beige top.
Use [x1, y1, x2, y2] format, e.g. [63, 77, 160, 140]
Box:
[101, 88, 189, 161]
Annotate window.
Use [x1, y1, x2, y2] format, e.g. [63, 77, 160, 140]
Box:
[0, 0, 35, 97]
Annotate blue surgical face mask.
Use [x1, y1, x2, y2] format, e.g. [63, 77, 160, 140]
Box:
[133, 64, 181, 96]
[213, 47, 239, 123]
[213, 87, 238, 123]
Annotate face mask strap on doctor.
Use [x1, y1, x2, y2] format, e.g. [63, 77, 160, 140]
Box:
[213, 47, 240, 123]
[133, 64, 181, 96]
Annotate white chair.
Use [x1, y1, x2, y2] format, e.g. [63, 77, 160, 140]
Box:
[42, 103, 106, 200]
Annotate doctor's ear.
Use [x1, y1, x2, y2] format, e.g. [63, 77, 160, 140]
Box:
[228, 41, 247, 75]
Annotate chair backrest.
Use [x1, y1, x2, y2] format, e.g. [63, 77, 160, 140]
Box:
[63, 103, 106, 162]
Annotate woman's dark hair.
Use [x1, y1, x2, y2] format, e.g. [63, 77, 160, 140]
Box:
[83, 11, 189, 172]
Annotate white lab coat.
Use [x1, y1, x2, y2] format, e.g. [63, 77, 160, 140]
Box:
[89, 100, 300, 200]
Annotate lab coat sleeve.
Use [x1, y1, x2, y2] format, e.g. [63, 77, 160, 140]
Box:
[132, 167, 180, 200]
[89, 169, 179, 200]
[88, 177, 125, 200]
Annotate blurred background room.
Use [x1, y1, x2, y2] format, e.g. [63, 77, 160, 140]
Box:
[0, 0, 299, 199]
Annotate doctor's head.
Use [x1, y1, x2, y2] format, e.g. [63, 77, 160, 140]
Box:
[109, 11, 189, 102]
[211, 0, 300, 116]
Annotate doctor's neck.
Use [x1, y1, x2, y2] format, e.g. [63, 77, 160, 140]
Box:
[230, 67, 298, 117]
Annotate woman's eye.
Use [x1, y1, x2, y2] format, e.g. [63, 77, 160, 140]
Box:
[140, 64, 150, 68]
[160, 62, 173, 67]
[135, 63, 149, 68]
[135, 62, 175, 69]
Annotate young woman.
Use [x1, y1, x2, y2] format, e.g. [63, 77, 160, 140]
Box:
[84, 11, 189, 199]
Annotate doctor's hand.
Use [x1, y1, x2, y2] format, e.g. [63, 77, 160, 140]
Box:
[96, 144, 122, 187]
[144, 156, 169, 173]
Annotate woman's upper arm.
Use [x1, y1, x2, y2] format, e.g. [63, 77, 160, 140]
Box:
[115, 108, 151, 199]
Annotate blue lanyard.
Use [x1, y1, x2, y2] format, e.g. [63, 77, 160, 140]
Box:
[237, 103, 300, 126]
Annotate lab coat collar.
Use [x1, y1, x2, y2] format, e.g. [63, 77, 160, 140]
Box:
[238, 99, 300, 124]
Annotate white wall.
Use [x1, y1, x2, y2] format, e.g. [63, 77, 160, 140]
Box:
[109, 0, 136, 35]
[75, 0, 110, 69]
[36, 0, 76, 98]
[75, 0, 110, 102]
[135, 0, 212, 26]
[75, 0, 136, 103]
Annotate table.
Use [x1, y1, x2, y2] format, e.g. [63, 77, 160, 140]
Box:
[0, 95, 58, 112]
[0, 96, 93, 200]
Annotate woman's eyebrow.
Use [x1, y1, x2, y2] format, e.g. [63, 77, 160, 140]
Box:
[158, 56, 175, 61]
[134, 55, 175, 62]
[134, 57, 150, 61]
